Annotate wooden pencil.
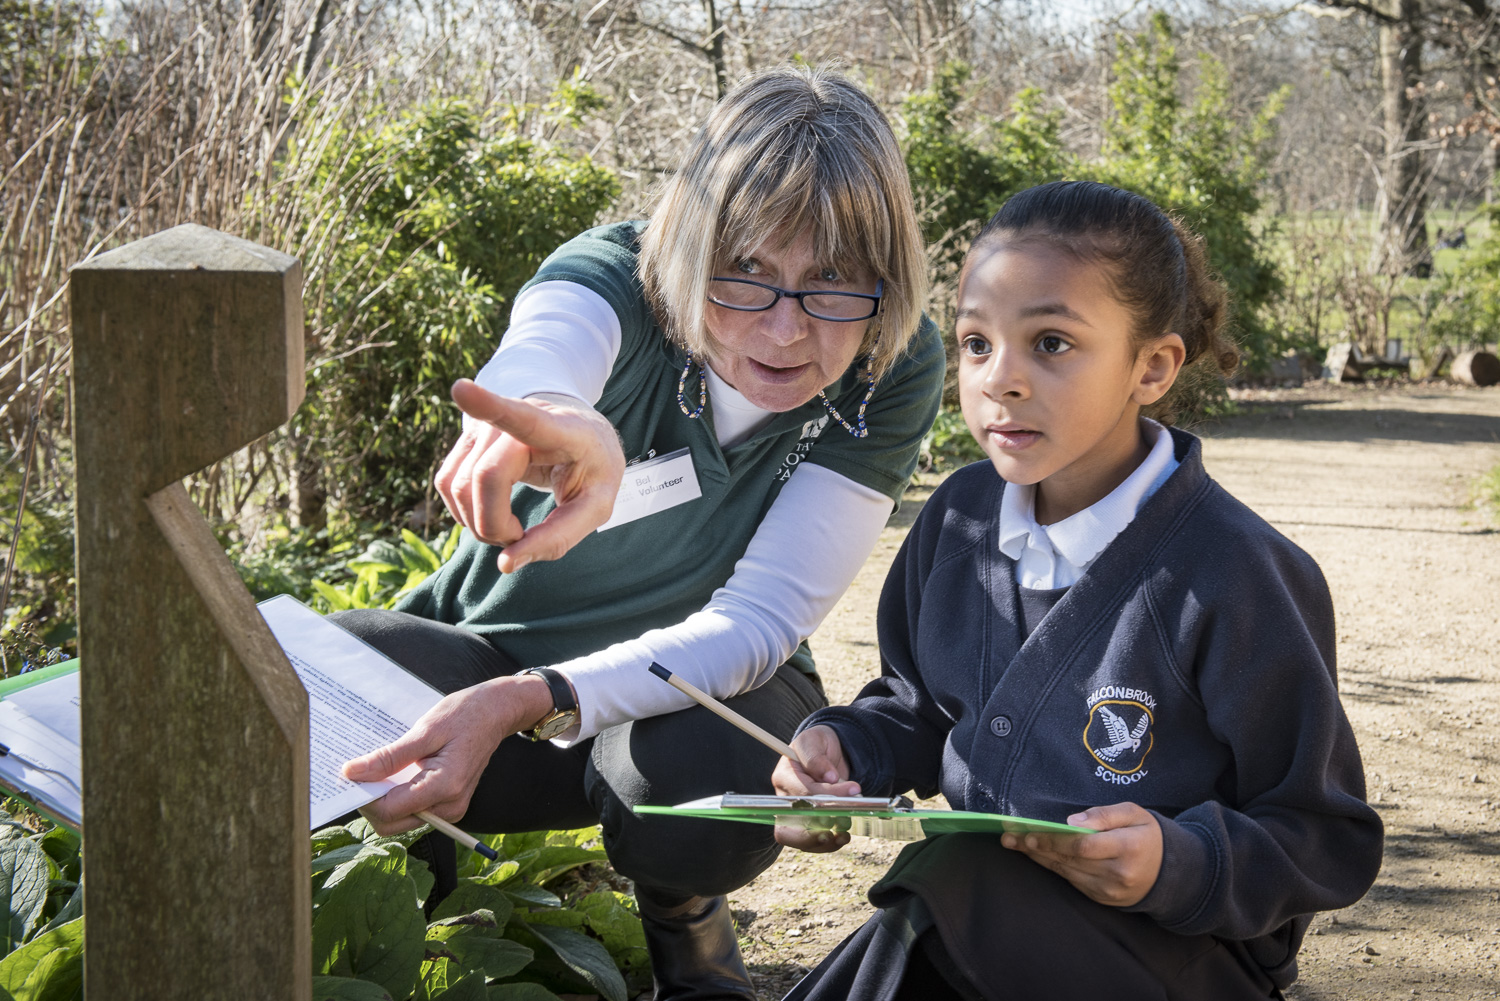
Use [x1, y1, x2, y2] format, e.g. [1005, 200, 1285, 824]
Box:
[648, 662, 804, 766]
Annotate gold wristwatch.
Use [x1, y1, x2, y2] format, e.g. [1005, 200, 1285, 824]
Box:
[521, 667, 578, 741]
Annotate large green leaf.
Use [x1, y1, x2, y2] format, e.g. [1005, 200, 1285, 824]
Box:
[433, 936, 533, 981]
[501, 884, 559, 909]
[471, 860, 521, 888]
[34, 830, 77, 886]
[408, 856, 435, 908]
[429, 883, 514, 928]
[573, 890, 646, 971]
[524, 923, 627, 1001]
[312, 841, 381, 878]
[311, 852, 426, 999]
[312, 826, 362, 857]
[317, 843, 423, 908]
[0, 917, 83, 1001]
[498, 831, 547, 858]
[0, 840, 51, 949]
[31, 884, 80, 941]
[312, 579, 354, 612]
[513, 846, 603, 884]
[311, 976, 395, 1001]
[399, 530, 443, 573]
[426, 906, 534, 980]
[427, 909, 501, 940]
[418, 963, 488, 1001]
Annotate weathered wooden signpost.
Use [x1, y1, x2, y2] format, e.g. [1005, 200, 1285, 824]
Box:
[70, 224, 311, 999]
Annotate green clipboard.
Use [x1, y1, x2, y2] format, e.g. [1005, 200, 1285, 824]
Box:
[635, 794, 1095, 842]
[0, 658, 78, 696]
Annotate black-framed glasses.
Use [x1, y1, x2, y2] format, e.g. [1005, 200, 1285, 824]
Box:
[706, 277, 883, 321]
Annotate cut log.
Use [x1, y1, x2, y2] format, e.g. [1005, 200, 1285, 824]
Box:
[1452, 350, 1500, 387]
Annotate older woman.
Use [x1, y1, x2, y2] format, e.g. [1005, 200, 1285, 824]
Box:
[339, 68, 943, 1000]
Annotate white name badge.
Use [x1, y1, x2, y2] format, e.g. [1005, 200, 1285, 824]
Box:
[597, 447, 702, 532]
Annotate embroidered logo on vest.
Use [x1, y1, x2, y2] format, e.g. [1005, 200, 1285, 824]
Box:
[1083, 685, 1156, 784]
[774, 416, 830, 482]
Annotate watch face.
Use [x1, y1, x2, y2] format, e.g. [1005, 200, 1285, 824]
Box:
[533, 710, 577, 741]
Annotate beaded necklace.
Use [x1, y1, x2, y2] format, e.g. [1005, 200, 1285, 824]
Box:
[675, 351, 874, 439]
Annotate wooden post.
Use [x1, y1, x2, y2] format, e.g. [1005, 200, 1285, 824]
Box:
[70, 224, 311, 1000]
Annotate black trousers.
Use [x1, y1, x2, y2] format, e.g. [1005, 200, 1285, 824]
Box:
[330, 609, 826, 900]
[788, 834, 1279, 1001]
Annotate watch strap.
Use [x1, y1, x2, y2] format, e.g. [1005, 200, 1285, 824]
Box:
[523, 667, 577, 714]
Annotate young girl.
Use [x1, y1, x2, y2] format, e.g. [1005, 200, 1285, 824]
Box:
[772, 180, 1383, 1000]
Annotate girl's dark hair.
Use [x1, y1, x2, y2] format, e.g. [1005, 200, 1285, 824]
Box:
[969, 180, 1237, 423]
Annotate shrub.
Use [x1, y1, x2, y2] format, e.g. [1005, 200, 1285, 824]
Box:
[899, 16, 1288, 418]
[271, 94, 620, 525]
[1427, 204, 1500, 351]
[1091, 12, 1288, 378]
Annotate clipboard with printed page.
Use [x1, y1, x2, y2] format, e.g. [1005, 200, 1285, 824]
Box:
[0, 658, 83, 832]
[634, 794, 1095, 843]
[0, 594, 455, 835]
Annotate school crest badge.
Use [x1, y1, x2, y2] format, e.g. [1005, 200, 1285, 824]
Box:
[1083, 685, 1156, 785]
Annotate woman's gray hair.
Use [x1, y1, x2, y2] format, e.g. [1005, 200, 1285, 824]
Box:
[638, 67, 928, 383]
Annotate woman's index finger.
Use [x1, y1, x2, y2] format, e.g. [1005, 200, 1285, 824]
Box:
[450, 380, 576, 453]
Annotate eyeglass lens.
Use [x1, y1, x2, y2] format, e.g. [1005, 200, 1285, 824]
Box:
[707, 279, 877, 321]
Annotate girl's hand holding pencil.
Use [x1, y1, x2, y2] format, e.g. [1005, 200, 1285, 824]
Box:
[771, 725, 863, 854]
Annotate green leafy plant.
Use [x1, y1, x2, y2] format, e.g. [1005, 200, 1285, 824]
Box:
[902, 65, 1073, 275]
[0, 807, 647, 1000]
[919, 408, 986, 472]
[1427, 204, 1500, 351]
[0, 469, 78, 663]
[0, 804, 84, 999]
[310, 526, 463, 612]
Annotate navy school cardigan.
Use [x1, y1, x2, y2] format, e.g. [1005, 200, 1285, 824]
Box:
[800, 428, 1383, 986]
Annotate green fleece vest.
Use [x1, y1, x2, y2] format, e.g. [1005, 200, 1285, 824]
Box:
[397, 222, 945, 672]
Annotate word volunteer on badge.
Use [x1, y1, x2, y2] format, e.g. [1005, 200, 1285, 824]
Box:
[597, 447, 702, 531]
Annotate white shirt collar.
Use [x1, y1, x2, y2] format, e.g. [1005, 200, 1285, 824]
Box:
[998, 420, 1180, 589]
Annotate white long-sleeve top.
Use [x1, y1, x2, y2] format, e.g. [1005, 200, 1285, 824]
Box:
[471, 281, 893, 742]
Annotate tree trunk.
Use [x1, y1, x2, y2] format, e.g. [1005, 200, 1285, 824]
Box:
[1476, 53, 1500, 203]
[703, 0, 728, 100]
[290, 430, 328, 532]
[297, 0, 336, 82]
[1380, 0, 1431, 274]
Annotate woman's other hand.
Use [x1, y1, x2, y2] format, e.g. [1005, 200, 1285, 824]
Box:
[435, 379, 626, 573]
[1001, 802, 1163, 907]
[341, 673, 556, 834]
[772, 725, 861, 853]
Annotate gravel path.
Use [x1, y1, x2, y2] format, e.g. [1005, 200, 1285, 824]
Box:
[727, 384, 1500, 1000]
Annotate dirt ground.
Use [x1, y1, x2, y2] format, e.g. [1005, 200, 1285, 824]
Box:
[725, 383, 1500, 1000]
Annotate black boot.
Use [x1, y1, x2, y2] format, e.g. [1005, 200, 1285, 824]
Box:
[636, 886, 755, 1001]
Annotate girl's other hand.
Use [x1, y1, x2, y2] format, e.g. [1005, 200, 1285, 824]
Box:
[1000, 802, 1163, 907]
[772, 725, 860, 853]
[435, 380, 626, 573]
